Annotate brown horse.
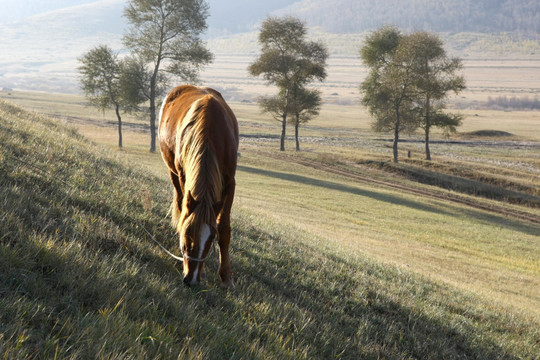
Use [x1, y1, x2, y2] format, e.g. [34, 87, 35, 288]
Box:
[158, 85, 239, 288]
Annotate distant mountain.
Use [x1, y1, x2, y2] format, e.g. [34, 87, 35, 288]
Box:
[1, 0, 538, 36]
[0, 0, 126, 92]
[276, 0, 540, 34]
[0, 0, 538, 93]
[206, 0, 297, 36]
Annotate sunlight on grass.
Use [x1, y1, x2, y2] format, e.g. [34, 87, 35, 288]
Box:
[1, 96, 539, 358]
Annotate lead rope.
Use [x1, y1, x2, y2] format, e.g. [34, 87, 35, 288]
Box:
[143, 226, 184, 262]
[142, 226, 216, 263]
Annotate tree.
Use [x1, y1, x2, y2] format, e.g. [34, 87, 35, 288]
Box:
[118, 54, 166, 118]
[249, 16, 328, 151]
[78, 45, 126, 149]
[288, 86, 322, 151]
[360, 26, 418, 163]
[123, 0, 213, 153]
[405, 31, 465, 160]
[360, 27, 465, 162]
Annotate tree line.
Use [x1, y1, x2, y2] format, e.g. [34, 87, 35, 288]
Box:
[486, 95, 540, 110]
[79, 0, 465, 162]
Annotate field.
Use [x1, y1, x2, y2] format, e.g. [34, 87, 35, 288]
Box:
[1, 74, 539, 358]
[197, 55, 540, 106]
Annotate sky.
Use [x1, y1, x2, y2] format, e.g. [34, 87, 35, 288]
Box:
[0, 0, 94, 23]
[0, 0, 299, 34]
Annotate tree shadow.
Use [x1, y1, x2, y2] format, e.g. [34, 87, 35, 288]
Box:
[238, 164, 540, 237]
[226, 221, 525, 359]
[239, 165, 452, 216]
[0, 164, 530, 359]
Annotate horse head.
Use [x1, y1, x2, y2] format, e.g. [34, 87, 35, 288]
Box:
[179, 191, 217, 286]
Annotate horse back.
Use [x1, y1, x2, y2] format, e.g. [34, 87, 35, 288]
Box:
[159, 85, 239, 182]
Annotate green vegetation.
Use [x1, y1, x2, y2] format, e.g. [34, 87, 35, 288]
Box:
[359, 27, 465, 162]
[122, 0, 213, 153]
[1, 97, 539, 358]
[78, 45, 133, 149]
[248, 16, 328, 151]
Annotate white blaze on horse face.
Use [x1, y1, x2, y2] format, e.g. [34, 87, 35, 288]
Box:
[189, 224, 211, 284]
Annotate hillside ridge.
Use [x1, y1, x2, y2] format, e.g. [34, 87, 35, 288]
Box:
[277, 0, 540, 34]
[2, 0, 538, 35]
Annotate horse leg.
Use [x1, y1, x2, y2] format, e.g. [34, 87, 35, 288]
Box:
[217, 181, 235, 289]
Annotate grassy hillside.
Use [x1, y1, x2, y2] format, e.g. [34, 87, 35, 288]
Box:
[0, 100, 539, 358]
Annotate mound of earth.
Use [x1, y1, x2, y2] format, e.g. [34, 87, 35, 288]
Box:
[466, 130, 514, 137]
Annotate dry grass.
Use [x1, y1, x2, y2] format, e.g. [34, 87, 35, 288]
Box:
[1, 100, 539, 359]
[198, 55, 540, 108]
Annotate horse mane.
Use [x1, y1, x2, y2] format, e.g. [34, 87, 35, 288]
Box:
[175, 95, 223, 242]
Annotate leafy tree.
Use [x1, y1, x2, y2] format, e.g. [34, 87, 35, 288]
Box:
[405, 31, 465, 160]
[123, 0, 213, 152]
[288, 86, 322, 151]
[118, 54, 166, 117]
[257, 93, 287, 123]
[249, 16, 328, 151]
[78, 45, 126, 149]
[360, 27, 465, 162]
[360, 26, 418, 163]
[257, 85, 322, 152]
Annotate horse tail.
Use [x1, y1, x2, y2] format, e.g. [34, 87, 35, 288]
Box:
[177, 95, 223, 239]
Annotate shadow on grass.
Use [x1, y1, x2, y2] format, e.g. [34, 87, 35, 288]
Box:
[0, 168, 260, 358]
[224, 219, 525, 359]
[0, 166, 530, 359]
[238, 164, 540, 237]
[239, 165, 452, 215]
[0, 103, 532, 358]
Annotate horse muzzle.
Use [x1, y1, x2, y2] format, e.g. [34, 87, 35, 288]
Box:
[183, 275, 198, 287]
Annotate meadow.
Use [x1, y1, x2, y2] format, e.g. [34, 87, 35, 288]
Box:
[0, 79, 538, 358]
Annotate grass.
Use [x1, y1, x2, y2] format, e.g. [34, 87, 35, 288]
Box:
[1, 98, 539, 359]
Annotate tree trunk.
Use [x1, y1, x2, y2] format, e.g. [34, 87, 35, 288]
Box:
[280, 112, 286, 151]
[425, 128, 431, 161]
[393, 106, 400, 163]
[149, 67, 159, 153]
[149, 99, 156, 153]
[425, 96, 431, 161]
[295, 120, 300, 151]
[280, 88, 291, 152]
[115, 103, 123, 149]
[393, 127, 399, 163]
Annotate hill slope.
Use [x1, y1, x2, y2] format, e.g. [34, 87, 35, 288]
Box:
[277, 0, 540, 34]
[3, 0, 538, 35]
[1, 0, 539, 93]
[1, 100, 538, 358]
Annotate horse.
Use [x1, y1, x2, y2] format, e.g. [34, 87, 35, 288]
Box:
[158, 85, 239, 288]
